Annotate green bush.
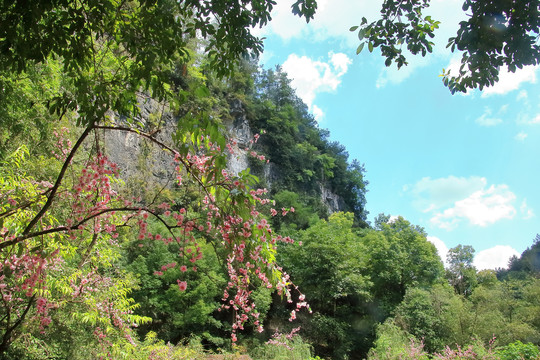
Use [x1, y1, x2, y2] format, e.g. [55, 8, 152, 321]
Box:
[249, 332, 314, 360]
[497, 341, 540, 360]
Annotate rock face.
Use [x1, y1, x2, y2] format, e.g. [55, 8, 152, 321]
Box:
[103, 97, 176, 187]
[224, 100, 251, 176]
[320, 184, 346, 214]
[103, 97, 347, 214]
[223, 99, 347, 214]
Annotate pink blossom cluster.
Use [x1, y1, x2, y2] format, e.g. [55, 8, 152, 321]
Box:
[51, 127, 72, 161]
[266, 327, 302, 350]
[0, 250, 60, 334]
[69, 153, 120, 238]
[1, 124, 312, 349]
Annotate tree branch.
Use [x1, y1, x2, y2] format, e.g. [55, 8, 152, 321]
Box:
[22, 123, 95, 236]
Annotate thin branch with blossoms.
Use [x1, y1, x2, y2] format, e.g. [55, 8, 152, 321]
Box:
[1, 120, 310, 351]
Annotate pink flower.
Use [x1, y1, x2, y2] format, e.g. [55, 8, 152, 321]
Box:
[289, 310, 296, 321]
[180, 265, 187, 272]
[177, 280, 187, 291]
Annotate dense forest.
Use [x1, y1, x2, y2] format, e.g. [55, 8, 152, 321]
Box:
[1, 1, 540, 359]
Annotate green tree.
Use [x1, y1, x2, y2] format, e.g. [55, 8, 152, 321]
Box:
[394, 287, 448, 352]
[446, 245, 478, 296]
[363, 216, 444, 315]
[0, 1, 319, 355]
[506, 234, 540, 276]
[278, 212, 372, 359]
[497, 341, 540, 360]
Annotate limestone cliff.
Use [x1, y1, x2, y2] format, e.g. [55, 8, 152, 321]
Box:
[103, 97, 348, 214]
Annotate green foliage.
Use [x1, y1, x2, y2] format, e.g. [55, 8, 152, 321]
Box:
[368, 320, 429, 360]
[249, 334, 314, 360]
[276, 213, 371, 358]
[363, 216, 444, 315]
[394, 287, 449, 352]
[123, 223, 227, 345]
[497, 341, 540, 360]
[246, 66, 369, 226]
[272, 190, 322, 232]
[0, 61, 67, 159]
[116, 332, 206, 360]
[350, 0, 540, 94]
[503, 234, 540, 279]
[446, 245, 478, 296]
[351, 0, 439, 67]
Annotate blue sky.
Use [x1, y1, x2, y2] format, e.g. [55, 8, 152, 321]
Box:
[253, 0, 540, 270]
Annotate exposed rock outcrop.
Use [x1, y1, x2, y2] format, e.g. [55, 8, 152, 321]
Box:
[102, 96, 347, 214]
[103, 97, 176, 187]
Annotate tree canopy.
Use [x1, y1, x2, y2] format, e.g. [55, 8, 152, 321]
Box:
[350, 0, 540, 93]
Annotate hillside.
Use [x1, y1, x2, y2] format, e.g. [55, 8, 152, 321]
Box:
[2, 1, 540, 359]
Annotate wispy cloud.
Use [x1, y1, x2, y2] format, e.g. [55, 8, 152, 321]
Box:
[408, 175, 487, 212]
[520, 199, 535, 220]
[517, 113, 540, 125]
[515, 132, 528, 141]
[476, 107, 503, 126]
[530, 115, 540, 124]
[474, 245, 519, 270]
[517, 90, 528, 101]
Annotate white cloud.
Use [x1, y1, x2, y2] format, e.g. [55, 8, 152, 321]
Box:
[515, 132, 528, 141]
[282, 52, 351, 117]
[253, 0, 383, 45]
[476, 107, 503, 126]
[376, 56, 431, 88]
[430, 184, 517, 229]
[427, 236, 449, 266]
[409, 176, 487, 212]
[530, 115, 540, 124]
[256, 0, 466, 87]
[520, 199, 535, 220]
[481, 65, 538, 97]
[474, 245, 519, 270]
[312, 105, 324, 122]
[408, 176, 519, 230]
[443, 61, 539, 97]
[331, 52, 353, 74]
